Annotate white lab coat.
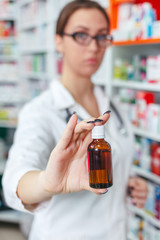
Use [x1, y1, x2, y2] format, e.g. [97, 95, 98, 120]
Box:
[2, 79, 135, 240]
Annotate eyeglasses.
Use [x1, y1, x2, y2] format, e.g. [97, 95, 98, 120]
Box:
[62, 32, 113, 48]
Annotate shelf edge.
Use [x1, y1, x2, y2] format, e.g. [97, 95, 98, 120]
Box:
[131, 166, 160, 184]
[132, 126, 160, 142]
[127, 204, 160, 228]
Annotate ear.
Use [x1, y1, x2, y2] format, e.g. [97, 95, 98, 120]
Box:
[55, 34, 64, 54]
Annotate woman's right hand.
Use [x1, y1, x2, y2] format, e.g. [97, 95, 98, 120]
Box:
[17, 113, 110, 207]
[42, 113, 110, 196]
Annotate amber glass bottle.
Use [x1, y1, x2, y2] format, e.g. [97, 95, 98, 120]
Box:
[87, 125, 113, 189]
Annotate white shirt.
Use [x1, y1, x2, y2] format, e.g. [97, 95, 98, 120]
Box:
[2, 80, 135, 240]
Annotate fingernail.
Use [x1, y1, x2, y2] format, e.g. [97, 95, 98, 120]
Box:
[100, 189, 108, 195]
[87, 121, 95, 124]
[94, 119, 103, 122]
[72, 111, 77, 115]
[128, 190, 132, 196]
[127, 187, 134, 196]
[103, 110, 111, 115]
[128, 186, 134, 192]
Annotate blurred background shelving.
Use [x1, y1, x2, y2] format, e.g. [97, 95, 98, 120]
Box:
[0, 0, 160, 239]
[0, 0, 26, 226]
[109, 0, 160, 239]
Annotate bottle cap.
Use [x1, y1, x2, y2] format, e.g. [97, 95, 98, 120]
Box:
[92, 125, 105, 139]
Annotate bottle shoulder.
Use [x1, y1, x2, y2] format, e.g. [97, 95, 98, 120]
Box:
[88, 139, 111, 151]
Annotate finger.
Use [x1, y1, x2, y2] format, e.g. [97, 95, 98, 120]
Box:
[92, 188, 109, 195]
[137, 203, 145, 208]
[75, 118, 95, 134]
[72, 118, 95, 142]
[131, 184, 148, 192]
[94, 113, 110, 126]
[81, 177, 108, 195]
[74, 112, 110, 136]
[132, 198, 146, 208]
[128, 186, 148, 198]
[82, 131, 92, 145]
[135, 202, 145, 209]
[82, 113, 110, 142]
[131, 190, 148, 199]
[57, 114, 78, 150]
[73, 112, 111, 144]
[133, 186, 148, 192]
[128, 177, 148, 189]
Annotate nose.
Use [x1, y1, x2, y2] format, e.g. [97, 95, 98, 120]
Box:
[88, 38, 99, 51]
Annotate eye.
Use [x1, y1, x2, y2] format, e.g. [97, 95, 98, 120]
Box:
[75, 32, 88, 40]
[96, 34, 107, 41]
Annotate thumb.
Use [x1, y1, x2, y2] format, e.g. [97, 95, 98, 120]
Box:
[81, 177, 108, 195]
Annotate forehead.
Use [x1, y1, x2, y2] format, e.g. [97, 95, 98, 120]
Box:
[64, 8, 108, 31]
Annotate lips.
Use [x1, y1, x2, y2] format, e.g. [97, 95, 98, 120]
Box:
[87, 58, 97, 64]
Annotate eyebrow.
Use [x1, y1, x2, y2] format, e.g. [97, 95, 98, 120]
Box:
[74, 26, 108, 32]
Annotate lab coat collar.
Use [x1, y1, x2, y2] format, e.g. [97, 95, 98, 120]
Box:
[50, 80, 76, 110]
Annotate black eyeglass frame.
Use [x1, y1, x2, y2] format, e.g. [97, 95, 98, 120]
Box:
[62, 32, 113, 48]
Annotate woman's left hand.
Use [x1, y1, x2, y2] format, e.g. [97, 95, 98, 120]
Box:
[127, 177, 148, 208]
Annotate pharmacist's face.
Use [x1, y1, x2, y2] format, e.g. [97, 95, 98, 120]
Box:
[56, 8, 108, 77]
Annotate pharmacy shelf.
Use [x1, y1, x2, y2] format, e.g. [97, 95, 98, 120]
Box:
[127, 204, 160, 229]
[113, 38, 160, 46]
[128, 237, 138, 240]
[24, 72, 48, 80]
[0, 56, 18, 62]
[132, 126, 160, 142]
[20, 20, 48, 31]
[0, 17, 16, 21]
[18, 0, 58, 85]
[21, 48, 48, 54]
[127, 235, 138, 240]
[131, 165, 160, 184]
[112, 80, 160, 92]
[0, 37, 17, 44]
[0, 79, 19, 84]
[0, 210, 22, 224]
[0, 120, 17, 128]
[19, 0, 34, 6]
[114, 0, 134, 4]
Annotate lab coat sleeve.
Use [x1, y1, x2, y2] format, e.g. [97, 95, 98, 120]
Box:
[2, 100, 56, 213]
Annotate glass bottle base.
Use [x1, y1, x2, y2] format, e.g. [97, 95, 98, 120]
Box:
[90, 182, 113, 189]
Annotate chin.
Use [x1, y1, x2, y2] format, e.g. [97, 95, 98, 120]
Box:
[84, 66, 100, 77]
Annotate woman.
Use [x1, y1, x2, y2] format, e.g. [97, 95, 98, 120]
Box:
[2, 1, 148, 239]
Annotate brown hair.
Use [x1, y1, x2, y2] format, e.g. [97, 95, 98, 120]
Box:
[56, 0, 110, 36]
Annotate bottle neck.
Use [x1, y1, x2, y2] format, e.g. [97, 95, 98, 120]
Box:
[92, 138, 105, 142]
